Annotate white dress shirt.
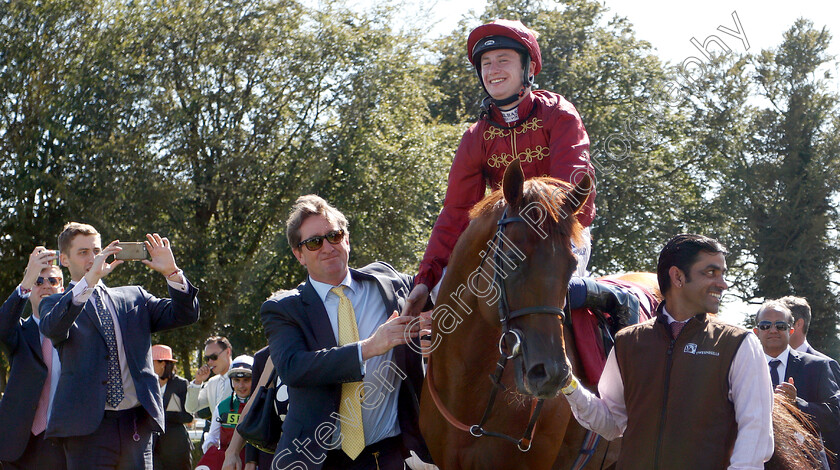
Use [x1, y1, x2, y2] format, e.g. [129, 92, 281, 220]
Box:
[564, 309, 775, 469]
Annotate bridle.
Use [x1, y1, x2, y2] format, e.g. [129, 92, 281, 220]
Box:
[425, 206, 568, 452]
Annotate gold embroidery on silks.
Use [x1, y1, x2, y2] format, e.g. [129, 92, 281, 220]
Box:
[488, 153, 515, 168]
[484, 117, 546, 168]
[483, 126, 509, 140]
[482, 117, 543, 141]
[518, 117, 542, 133]
[520, 146, 550, 163]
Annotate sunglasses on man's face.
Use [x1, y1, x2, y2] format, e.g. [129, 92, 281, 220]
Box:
[204, 351, 225, 362]
[757, 321, 790, 331]
[35, 276, 62, 287]
[297, 229, 345, 252]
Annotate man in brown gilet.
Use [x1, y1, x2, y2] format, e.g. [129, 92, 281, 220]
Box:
[561, 234, 774, 469]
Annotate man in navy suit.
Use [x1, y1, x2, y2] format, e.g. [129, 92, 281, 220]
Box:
[0, 247, 67, 469]
[261, 195, 430, 470]
[755, 300, 840, 468]
[39, 222, 200, 470]
[779, 295, 840, 385]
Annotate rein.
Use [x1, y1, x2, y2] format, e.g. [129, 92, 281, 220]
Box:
[425, 207, 566, 452]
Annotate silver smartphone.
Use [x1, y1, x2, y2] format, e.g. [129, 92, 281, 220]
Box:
[115, 242, 149, 260]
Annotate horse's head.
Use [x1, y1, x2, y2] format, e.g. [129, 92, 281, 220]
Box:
[469, 160, 592, 399]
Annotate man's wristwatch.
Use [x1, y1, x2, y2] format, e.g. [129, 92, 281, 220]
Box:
[561, 376, 579, 396]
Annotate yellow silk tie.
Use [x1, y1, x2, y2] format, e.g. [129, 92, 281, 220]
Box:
[331, 285, 366, 459]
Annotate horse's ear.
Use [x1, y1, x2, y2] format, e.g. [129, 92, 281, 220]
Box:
[567, 172, 592, 215]
[503, 159, 525, 207]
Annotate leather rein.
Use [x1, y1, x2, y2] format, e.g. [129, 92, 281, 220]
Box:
[425, 207, 567, 452]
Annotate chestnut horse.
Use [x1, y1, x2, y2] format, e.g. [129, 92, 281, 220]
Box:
[417, 161, 826, 469]
[419, 160, 624, 469]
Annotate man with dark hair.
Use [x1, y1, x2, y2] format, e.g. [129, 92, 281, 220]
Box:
[261, 194, 429, 470]
[562, 233, 774, 468]
[186, 336, 234, 415]
[40, 222, 199, 469]
[0, 247, 66, 469]
[754, 300, 840, 468]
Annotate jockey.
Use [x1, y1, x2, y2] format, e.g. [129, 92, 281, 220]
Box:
[405, 19, 638, 334]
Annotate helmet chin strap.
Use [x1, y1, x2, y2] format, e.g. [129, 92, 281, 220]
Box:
[491, 86, 528, 108]
[483, 55, 534, 109]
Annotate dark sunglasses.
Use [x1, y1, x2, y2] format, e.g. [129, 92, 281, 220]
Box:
[204, 351, 226, 362]
[297, 229, 345, 251]
[35, 276, 62, 287]
[757, 321, 790, 331]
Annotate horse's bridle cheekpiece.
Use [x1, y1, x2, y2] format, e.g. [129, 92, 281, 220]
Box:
[426, 207, 567, 452]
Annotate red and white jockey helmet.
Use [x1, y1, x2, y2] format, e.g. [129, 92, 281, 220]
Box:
[467, 19, 542, 106]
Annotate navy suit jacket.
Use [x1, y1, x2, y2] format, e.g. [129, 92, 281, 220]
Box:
[784, 349, 840, 467]
[806, 344, 840, 389]
[39, 281, 199, 438]
[0, 289, 50, 461]
[261, 262, 429, 470]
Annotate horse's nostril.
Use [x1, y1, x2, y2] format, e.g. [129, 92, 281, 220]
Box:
[527, 363, 548, 386]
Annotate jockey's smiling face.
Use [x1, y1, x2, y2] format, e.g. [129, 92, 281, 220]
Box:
[480, 49, 535, 104]
[676, 251, 728, 316]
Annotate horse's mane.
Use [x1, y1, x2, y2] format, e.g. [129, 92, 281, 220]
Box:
[767, 394, 833, 470]
[469, 177, 585, 247]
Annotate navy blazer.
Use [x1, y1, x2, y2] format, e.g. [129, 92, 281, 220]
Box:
[806, 344, 840, 389]
[784, 349, 840, 468]
[39, 281, 199, 438]
[261, 262, 429, 470]
[0, 289, 50, 461]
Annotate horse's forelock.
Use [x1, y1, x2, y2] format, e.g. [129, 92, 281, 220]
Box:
[469, 177, 583, 246]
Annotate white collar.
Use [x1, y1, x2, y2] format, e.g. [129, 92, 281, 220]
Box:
[765, 346, 791, 369]
[309, 270, 354, 303]
[661, 306, 685, 325]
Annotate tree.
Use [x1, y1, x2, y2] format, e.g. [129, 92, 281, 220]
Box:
[685, 20, 840, 357]
[749, 20, 840, 355]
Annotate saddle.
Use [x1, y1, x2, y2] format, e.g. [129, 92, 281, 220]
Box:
[570, 278, 659, 385]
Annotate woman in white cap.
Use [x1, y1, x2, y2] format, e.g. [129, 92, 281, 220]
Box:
[196, 355, 254, 470]
[152, 344, 194, 470]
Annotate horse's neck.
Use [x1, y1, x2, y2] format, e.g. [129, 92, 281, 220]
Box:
[431, 290, 502, 417]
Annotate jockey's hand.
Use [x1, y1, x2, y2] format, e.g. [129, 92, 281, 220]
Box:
[775, 378, 797, 403]
[403, 284, 429, 317]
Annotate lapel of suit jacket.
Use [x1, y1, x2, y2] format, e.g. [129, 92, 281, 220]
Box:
[300, 280, 338, 349]
[351, 267, 400, 314]
[105, 286, 132, 336]
[22, 316, 46, 364]
[786, 349, 803, 384]
[162, 379, 175, 409]
[83, 285, 110, 341]
[350, 267, 408, 368]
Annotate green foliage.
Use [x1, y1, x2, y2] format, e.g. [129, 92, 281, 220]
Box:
[2, 0, 840, 390]
[684, 20, 840, 356]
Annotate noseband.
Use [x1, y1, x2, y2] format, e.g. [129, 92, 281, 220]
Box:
[426, 206, 568, 451]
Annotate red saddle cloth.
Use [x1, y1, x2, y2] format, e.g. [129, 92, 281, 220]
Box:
[570, 278, 658, 385]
